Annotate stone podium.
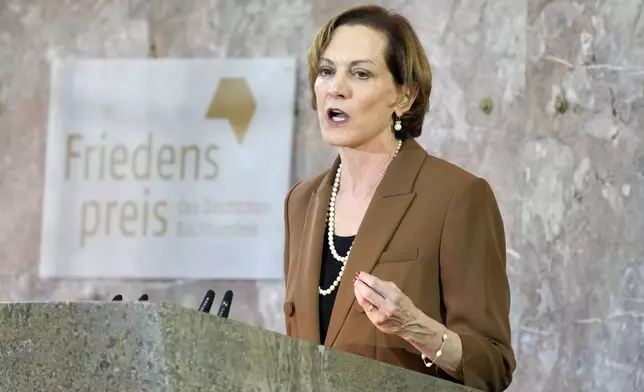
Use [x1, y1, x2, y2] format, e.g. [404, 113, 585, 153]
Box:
[0, 302, 480, 391]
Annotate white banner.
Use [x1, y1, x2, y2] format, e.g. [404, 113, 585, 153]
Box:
[39, 58, 296, 279]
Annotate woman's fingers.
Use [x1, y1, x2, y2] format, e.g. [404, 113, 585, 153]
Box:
[355, 271, 399, 299]
[354, 278, 386, 309]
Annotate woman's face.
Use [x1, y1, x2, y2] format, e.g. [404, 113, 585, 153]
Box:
[314, 24, 401, 149]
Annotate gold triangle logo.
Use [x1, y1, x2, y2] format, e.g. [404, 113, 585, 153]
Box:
[205, 78, 256, 144]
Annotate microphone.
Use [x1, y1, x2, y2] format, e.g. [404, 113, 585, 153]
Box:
[111, 294, 123, 301]
[138, 294, 149, 301]
[216, 290, 234, 318]
[198, 289, 216, 313]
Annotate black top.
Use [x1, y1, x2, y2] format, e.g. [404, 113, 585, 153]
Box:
[318, 224, 355, 344]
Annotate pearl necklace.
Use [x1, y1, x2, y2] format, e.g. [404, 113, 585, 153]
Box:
[319, 139, 403, 296]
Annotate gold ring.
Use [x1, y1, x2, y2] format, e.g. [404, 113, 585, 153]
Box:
[366, 304, 374, 312]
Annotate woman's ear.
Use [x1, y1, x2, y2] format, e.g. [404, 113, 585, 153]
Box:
[395, 84, 419, 116]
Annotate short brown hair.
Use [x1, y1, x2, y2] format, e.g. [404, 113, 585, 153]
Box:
[307, 5, 432, 139]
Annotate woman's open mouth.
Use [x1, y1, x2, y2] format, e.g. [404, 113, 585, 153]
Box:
[326, 108, 350, 124]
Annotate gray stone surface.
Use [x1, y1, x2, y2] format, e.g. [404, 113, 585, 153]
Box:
[0, 302, 479, 392]
[0, 1, 643, 391]
[515, 1, 644, 391]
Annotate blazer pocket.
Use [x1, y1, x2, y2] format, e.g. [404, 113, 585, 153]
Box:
[378, 247, 418, 263]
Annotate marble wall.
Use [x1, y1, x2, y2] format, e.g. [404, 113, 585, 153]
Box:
[0, 0, 642, 391]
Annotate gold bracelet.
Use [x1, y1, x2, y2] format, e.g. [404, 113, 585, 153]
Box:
[421, 329, 448, 368]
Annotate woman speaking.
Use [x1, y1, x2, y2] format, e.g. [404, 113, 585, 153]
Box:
[283, 5, 516, 391]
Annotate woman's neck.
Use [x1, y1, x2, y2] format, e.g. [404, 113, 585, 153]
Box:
[337, 133, 400, 198]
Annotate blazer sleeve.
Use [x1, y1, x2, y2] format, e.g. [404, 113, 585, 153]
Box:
[283, 181, 301, 283]
[439, 177, 516, 391]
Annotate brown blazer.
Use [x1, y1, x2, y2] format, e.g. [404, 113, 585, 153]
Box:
[283, 139, 516, 392]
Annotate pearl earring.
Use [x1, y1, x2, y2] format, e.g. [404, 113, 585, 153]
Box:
[394, 118, 402, 131]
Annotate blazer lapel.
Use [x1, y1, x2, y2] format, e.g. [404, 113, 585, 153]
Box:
[323, 139, 427, 347]
[295, 158, 339, 345]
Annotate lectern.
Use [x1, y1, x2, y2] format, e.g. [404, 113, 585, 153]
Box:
[0, 302, 480, 391]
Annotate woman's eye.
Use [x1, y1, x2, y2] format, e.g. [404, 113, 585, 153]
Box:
[318, 68, 333, 76]
[354, 70, 370, 79]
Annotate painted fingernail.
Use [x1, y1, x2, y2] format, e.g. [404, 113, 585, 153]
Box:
[356, 271, 360, 276]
